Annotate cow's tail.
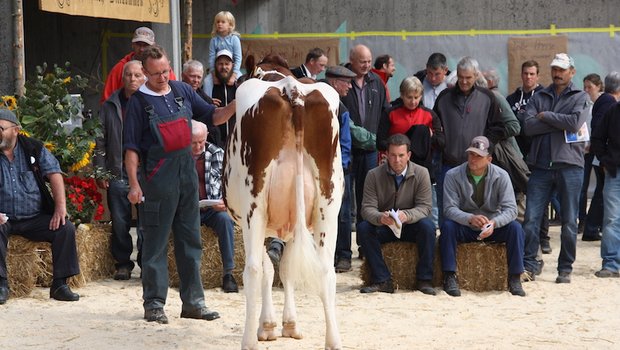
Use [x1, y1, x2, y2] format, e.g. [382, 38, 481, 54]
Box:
[279, 103, 324, 294]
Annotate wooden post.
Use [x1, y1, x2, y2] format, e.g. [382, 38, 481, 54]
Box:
[182, 0, 192, 64]
[12, 0, 25, 96]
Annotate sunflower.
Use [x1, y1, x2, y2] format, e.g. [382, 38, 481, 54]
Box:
[1, 95, 17, 110]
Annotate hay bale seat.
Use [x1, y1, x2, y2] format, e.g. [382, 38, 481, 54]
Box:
[6, 223, 115, 298]
[168, 225, 246, 289]
[360, 241, 508, 292]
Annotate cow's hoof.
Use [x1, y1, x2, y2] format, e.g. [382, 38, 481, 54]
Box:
[258, 321, 278, 341]
[282, 321, 303, 339]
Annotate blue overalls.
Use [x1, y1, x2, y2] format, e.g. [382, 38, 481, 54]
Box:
[137, 91, 206, 313]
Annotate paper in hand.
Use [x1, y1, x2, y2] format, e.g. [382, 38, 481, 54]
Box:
[199, 199, 222, 208]
[388, 209, 402, 238]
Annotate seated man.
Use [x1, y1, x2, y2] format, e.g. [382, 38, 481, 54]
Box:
[191, 120, 238, 293]
[0, 109, 80, 303]
[440, 136, 525, 297]
[357, 133, 436, 295]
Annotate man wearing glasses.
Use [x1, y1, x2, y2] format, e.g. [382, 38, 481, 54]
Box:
[0, 109, 80, 304]
[123, 45, 235, 324]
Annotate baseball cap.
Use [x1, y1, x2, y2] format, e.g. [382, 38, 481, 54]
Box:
[466, 136, 491, 157]
[550, 53, 574, 69]
[216, 49, 233, 61]
[132, 27, 155, 45]
[0, 108, 20, 126]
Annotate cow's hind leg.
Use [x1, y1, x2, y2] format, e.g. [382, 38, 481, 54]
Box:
[280, 247, 302, 339]
[257, 249, 278, 341]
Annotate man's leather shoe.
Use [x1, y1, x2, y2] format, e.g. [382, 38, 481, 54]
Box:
[594, 269, 619, 278]
[508, 274, 526, 296]
[540, 240, 552, 254]
[360, 279, 394, 294]
[222, 274, 239, 293]
[443, 272, 461, 297]
[50, 284, 79, 301]
[114, 267, 131, 280]
[582, 233, 602, 241]
[180, 307, 220, 321]
[416, 280, 436, 295]
[556, 271, 571, 284]
[145, 308, 168, 324]
[0, 286, 8, 305]
[335, 258, 352, 273]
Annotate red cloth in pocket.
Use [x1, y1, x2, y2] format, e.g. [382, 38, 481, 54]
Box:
[157, 118, 191, 152]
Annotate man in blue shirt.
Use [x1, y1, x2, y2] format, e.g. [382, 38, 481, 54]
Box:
[0, 109, 80, 304]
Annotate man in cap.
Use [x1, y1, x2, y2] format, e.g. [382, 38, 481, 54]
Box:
[439, 136, 526, 297]
[521, 53, 588, 284]
[101, 27, 177, 103]
[0, 109, 81, 304]
[210, 49, 237, 148]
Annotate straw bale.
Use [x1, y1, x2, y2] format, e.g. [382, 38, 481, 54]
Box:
[168, 225, 245, 289]
[72, 223, 115, 285]
[361, 241, 508, 292]
[6, 236, 47, 298]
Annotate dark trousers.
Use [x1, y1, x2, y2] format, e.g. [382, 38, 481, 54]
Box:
[440, 219, 524, 275]
[584, 165, 605, 237]
[0, 214, 80, 279]
[357, 218, 436, 283]
[336, 173, 352, 260]
[200, 208, 235, 274]
[352, 149, 378, 223]
[108, 178, 143, 270]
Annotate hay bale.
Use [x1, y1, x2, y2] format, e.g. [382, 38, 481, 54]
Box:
[361, 241, 507, 292]
[6, 236, 47, 298]
[168, 225, 245, 289]
[72, 223, 115, 285]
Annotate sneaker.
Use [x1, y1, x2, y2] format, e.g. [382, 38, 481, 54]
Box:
[222, 274, 239, 293]
[508, 274, 526, 296]
[360, 279, 394, 294]
[114, 267, 131, 280]
[594, 269, 620, 278]
[540, 240, 552, 254]
[335, 258, 352, 273]
[443, 272, 461, 297]
[556, 271, 571, 284]
[145, 308, 168, 324]
[180, 307, 220, 321]
[416, 280, 436, 296]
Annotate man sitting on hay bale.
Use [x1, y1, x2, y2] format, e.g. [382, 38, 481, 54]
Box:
[0, 109, 80, 304]
[439, 136, 526, 297]
[357, 133, 437, 295]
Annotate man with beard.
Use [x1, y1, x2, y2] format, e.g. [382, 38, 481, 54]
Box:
[210, 49, 237, 148]
[0, 109, 80, 304]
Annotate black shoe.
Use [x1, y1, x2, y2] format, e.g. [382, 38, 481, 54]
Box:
[556, 271, 571, 284]
[50, 284, 79, 301]
[416, 280, 436, 295]
[582, 233, 602, 241]
[360, 279, 394, 294]
[594, 269, 620, 278]
[145, 308, 168, 324]
[577, 221, 585, 234]
[335, 258, 352, 273]
[540, 240, 552, 254]
[0, 286, 8, 305]
[222, 274, 239, 293]
[443, 272, 461, 297]
[508, 274, 526, 296]
[114, 267, 131, 280]
[180, 307, 220, 321]
[535, 259, 544, 275]
[267, 244, 282, 266]
[358, 246, 364, 260]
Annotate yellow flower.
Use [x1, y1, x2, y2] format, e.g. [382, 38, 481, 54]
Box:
[44, 142, 54, 151]
[68, 142, 96, 172]
[1, 95, 17, 110]
[63, 77, 71, 84]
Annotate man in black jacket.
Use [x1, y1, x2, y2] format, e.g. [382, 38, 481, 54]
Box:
[0, 109, 80, 304]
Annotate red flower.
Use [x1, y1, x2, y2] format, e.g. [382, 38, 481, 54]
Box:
[64, 175, 104, 225]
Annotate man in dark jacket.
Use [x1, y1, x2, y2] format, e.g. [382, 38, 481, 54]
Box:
[521, 53, 588, 283]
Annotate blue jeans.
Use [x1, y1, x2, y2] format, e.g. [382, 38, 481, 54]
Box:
[108, 178, 143, 270]
[336, 173, 352, 260]
[523, 167, 582, 273]
[439, 219, 524, 275]
[357, 218, 436, 283]
[200, 208, 235, 274]
[601, 168, 620, 272]
[435, 164, 455, 226]
[352, 150, 378, 223]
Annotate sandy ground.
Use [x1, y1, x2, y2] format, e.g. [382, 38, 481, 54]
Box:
[1, 226, 619, 350]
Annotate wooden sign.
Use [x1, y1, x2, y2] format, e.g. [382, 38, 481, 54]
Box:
[39, 0, 170, 23]
[507, 35, 568, 92]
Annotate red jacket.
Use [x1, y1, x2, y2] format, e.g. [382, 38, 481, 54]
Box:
[100, 51, 177, 104]
[371, 68, 391, 102]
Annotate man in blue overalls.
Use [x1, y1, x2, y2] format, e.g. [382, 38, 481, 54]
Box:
[123, 45, 236, 324]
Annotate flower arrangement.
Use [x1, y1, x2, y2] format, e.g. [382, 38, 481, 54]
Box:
[10, 62, 106, 224]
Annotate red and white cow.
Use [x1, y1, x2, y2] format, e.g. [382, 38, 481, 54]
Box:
[224, 75, 344, 350]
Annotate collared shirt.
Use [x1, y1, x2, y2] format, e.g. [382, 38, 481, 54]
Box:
[197, 142, 224, 200]
[0, 142, 61, 220]
[422, 79, 447, 109]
